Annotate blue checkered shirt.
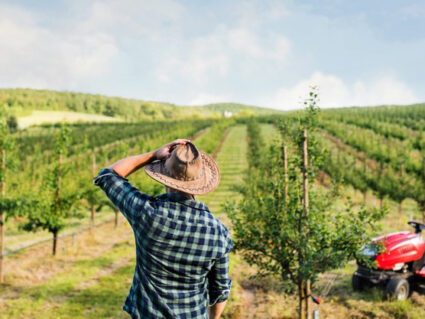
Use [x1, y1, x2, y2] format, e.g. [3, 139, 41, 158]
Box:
[94, 168, 233, 319]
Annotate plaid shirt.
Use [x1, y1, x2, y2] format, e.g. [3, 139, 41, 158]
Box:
[94, 168, 233, 319]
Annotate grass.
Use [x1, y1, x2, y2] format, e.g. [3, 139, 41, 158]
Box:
[199, 125, 248, 213]
[3, 122, 425, 318]
[4, 210, 116, 253]
[260, 123, 281, 147]
[199, 125, 250, 318]
[0, 220, 134, 318]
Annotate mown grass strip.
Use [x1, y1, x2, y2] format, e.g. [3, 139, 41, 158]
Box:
[0, 236, 134, 318]
[199, 125, 248, 213]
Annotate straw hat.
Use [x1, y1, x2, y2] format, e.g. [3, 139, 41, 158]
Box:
[145, 142, 220, 195]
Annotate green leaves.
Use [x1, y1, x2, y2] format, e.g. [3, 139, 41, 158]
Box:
[55, 123, 71, 156]
[247, 120, 264, 170]
[22, 124, 77, 234]
[0, 197, 36, 223]
[228, 91, 385, 295]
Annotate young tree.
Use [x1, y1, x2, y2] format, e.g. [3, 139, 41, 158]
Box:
[97, 199, 120, 228]
[78, 135, 103, 227]
[23, 124, 79, 255]
[228, 90, 385, 319]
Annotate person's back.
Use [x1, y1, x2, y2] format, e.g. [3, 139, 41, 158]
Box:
[94, 140, 232, 319]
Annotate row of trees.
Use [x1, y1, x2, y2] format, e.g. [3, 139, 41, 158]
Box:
[313, 117, 425, 220]
[250, 104, 425, 222]
[0, 115, 232, 283]
[228, 92, 385, 319]
[319, 120, 421, 175]
[321, 103, 425, 131]
[15, 119, 215, 157]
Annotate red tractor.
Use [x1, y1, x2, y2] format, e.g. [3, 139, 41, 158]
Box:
[352, 221, 425, 300]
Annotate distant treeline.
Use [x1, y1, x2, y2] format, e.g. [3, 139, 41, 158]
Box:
[0, 89, 278, 121]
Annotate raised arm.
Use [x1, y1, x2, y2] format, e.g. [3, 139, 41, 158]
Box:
[108, 139, 189, 178]
[94, 139, 189, 225]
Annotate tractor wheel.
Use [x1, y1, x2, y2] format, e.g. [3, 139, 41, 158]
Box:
[352, 273, 367, 291]
[386, 277, 410, 300]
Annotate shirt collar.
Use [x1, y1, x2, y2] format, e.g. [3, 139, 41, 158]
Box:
[156, 193, 210, 211]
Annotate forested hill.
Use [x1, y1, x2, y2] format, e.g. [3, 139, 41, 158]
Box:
[0, 88, 278, 121]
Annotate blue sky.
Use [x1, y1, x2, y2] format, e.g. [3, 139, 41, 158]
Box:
[0, 0, 424, 109]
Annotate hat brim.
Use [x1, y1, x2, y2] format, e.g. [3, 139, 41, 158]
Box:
[145, 151, 220, 195]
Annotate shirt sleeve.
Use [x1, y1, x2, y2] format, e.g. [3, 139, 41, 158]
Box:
[93, 168, 154, 227]
[208, 254, 232, 306]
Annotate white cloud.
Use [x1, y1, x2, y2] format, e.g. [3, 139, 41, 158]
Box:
[264, 71, 419, 109]
[0, 0, 294, 101]
[234, 0, 290, 27]
[0, 3, 118, 89]
[155, 31, 231, 84]
[228, 28, 291, 62]
[156, 26, 291, 84]
[80, 0, 186, 42]
[152, 1, 292, 85]
[0, 0, 186, 89]
[351, 77, 419, 106]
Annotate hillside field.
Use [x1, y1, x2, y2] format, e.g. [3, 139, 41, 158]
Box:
[18, 110, 122, 129]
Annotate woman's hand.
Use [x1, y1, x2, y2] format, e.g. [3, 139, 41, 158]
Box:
[154, 139, 190, 161]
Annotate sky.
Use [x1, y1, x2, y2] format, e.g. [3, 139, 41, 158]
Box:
[0, 0, 424, 109]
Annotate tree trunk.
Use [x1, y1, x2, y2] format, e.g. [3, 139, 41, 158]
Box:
[283, 145, 288, 204]
[0, 148, 6, 283]
[398, 201, 403, 215]
[363, 191, 367, 206]
[298, 279, 305, 319]
[52, 230, 58, 256]
[57, 154, 62, 199]
[380, 197, 383, 210]
[304, 280, 311, 319]
[302, 130, 311, 319]
[302, 130, 309, 214]
[423, 157, 425, 179]
[91, 204, 95, 227]
[363, 157, 367, 174]
[114, 209, 119, 228]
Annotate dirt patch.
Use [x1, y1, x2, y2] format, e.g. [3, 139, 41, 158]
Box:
[212, 128, 232, 159]
[1, 221, 133, 287]
[191, 127, 209, 141]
